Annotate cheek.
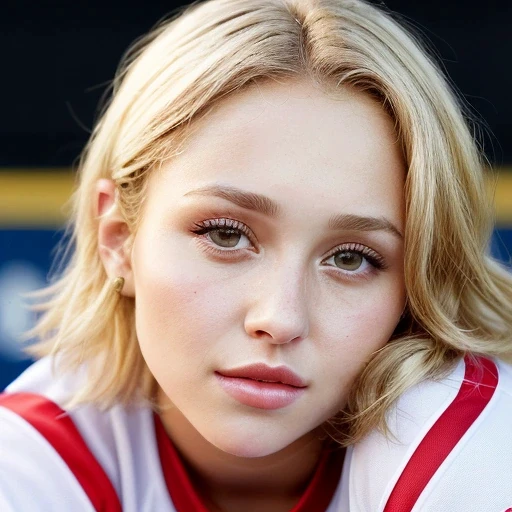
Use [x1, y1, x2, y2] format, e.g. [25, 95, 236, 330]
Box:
[130, 233, 244, 368]
[321, 278, 404, 348]
[316, 278, 405, 401]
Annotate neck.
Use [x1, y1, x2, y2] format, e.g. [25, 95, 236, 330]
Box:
[157, 393, 326, 512]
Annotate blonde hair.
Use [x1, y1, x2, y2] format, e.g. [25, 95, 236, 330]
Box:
[29, 0, 512, 444]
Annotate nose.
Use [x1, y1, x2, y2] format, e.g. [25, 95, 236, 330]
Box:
[244, 262, 310, 345]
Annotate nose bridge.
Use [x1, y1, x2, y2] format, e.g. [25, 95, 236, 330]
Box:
[244, 254, 310, 344]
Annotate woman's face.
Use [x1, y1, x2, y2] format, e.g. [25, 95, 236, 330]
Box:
[131, 80, 406, 457]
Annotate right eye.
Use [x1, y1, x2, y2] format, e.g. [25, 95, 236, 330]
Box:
[205, 227, 251, 249]
[191, 218, 255, 251]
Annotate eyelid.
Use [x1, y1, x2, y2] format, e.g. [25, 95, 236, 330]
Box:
[192, 217, 259, 249]
[191, 219, 388, 272]
[322, 242, 387, 270]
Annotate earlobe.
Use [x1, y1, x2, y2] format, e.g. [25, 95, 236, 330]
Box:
[96, 179, 135, 297]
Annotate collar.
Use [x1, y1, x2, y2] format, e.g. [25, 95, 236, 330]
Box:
[155, 414, 344, 512]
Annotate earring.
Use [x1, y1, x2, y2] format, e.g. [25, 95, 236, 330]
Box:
[112, 276, 125, 293]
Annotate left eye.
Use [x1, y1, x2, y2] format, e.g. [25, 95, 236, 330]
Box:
[324, 250, 370, 272]
[207, 228, 251, 249]
[333, 251, 364, 270]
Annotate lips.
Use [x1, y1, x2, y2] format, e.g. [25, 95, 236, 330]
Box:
[216, 363, 306, 388]
[215, 363, 307, 410]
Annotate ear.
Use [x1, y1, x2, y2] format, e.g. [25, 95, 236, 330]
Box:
[96, 179, 135, 297]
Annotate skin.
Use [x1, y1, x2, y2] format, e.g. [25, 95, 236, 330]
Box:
[97, 79, 406, 511]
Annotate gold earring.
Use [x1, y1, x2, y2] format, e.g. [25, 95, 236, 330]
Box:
[112, 276, 125, 293]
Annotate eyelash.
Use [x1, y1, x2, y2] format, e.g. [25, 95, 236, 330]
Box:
[322, 243, 387, 272]
[191, 217, 387, 274]
[191, 218, 258, 257]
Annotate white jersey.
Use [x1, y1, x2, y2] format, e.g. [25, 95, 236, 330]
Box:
[1, 355, 511, 511]
[347, 357, 512, 512]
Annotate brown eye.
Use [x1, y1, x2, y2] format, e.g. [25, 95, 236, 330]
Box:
[333, 251, 363, 271]
[209, 229, 242, 248]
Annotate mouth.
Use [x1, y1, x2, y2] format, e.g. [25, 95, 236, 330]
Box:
[216, 363, 306, 387]
[215, 363, 307, 410]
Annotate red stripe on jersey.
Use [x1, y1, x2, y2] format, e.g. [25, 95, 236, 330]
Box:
[289, 444, 345, 512]
[154, 413, 345, 512]
[383, 357, 499, 512]
[0, 392, 121, 512]
[154, 413, 210, 512]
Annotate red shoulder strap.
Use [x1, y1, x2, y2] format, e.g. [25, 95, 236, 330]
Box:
[383, 356, 499, 512]
[0, 392, 121, 512]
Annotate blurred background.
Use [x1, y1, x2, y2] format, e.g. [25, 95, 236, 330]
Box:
[1, 0, 511, 389]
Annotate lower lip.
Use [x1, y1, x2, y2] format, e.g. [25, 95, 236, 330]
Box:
[215, 374, 306, 410]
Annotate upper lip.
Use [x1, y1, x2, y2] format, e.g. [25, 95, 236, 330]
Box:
[216, 363, 307, 388]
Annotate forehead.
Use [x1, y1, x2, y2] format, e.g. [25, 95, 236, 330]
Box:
[149, 80, 405, 224]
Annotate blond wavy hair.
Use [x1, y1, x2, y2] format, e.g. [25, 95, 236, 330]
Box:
[29, 0, 512, 444]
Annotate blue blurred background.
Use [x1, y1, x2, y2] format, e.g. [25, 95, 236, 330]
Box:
[1, 0, 511, 389]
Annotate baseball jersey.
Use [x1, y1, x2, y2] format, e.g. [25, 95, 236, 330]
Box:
[1, 355, 511, 511]
[0, 357, 345, 512]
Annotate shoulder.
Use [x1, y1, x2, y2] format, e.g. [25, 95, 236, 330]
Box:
[0, 392, 120, 511]
[0, 357, 169, 511]
[346, 356, 512, 512]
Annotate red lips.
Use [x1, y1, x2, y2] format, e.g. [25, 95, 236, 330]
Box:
[216, 363, 306, 388]
[215, 363, 307, 410]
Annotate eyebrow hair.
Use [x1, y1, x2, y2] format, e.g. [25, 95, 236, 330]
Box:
[328, 213, 403, 239]
[185, 184, 403, 239]
[184, 184, 280, 217]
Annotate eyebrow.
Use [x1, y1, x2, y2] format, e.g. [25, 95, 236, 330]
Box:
[184, 184, 280, 216]
[185, 184, 403, 239]
[328, 213, 403, 239]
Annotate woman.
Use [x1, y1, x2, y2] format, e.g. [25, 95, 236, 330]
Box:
[1, 0, 511, 510]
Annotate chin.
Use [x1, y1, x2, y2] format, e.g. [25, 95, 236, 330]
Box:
[215, 439, 288, 459]
[205, 425, 298, 459]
